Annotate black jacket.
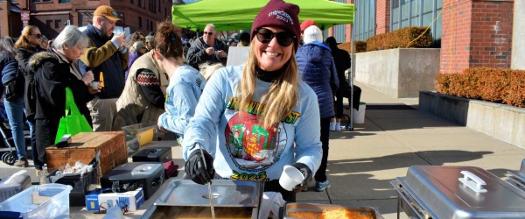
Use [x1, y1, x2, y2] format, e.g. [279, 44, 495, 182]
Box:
[185, 37, 228, 69]
[15, 46, 42, 117]
[29, 50, 93, 125]
[0, 51, 21, 99]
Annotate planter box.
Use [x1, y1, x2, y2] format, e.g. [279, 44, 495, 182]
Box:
[354, 48, 440, 98]
[420, 91, 525, 148]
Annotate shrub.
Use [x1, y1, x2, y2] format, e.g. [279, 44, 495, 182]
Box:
[436, 68, 525, 108]
[353, 41, 367, 53]
[366, 27, 433, 52]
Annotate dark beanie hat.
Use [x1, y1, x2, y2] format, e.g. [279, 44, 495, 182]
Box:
[251, 0, 300, 47]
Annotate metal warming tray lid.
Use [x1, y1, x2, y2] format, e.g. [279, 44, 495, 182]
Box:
[154, 179, 263, 207]
[507, 159, 525, 190]
[392, 165, 525, 219]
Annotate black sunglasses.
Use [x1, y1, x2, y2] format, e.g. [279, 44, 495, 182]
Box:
[30, 33, 42, 39]
[203, 31, 214, 35]
[256, 28, 295, 47]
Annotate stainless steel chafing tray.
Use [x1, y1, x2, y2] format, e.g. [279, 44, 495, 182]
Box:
[391, 165, 525, 219]
[506, 159, 525, 190]
[145, 179, 263, 219]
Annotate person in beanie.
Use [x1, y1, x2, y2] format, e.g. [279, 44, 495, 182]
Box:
[182, 0, 322, 202]
[296, 25, 339, 192]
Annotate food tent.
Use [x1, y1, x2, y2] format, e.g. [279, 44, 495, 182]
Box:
[172, 0, 354, 31]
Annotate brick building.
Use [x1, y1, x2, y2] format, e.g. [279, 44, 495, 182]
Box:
[1, 0, 173, 39]
[334, 0, 516, 73]
[0, 0, 23, 37]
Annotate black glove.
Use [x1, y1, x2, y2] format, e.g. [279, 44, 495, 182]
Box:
[185, 149, 215, 185]
[292, 163, 312, 182]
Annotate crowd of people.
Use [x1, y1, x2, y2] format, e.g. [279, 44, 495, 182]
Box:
[0, 0, 354, 199]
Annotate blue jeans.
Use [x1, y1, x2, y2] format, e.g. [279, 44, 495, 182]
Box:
[4, 97, 26, 160]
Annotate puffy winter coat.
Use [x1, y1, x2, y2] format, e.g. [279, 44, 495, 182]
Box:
[296, 42, 339, 118]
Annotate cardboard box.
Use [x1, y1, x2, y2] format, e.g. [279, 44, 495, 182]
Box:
[85, 188, 144, 212]
[45, 132, 127, 178]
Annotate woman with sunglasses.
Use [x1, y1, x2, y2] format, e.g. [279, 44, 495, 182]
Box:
[182, 0, 322, 202]
[5, 25, 45, 167]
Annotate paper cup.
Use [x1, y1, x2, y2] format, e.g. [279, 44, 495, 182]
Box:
[279, 165, 305, 191]
[90, 81, 99, 90]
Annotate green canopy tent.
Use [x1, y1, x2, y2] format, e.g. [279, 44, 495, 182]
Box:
[172, 0, 354, 31]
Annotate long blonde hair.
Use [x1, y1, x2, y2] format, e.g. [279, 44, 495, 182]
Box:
[15, 25, 39, 49]
[239, 40, 299, 129]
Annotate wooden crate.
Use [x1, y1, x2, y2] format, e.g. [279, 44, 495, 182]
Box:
[45, 131, 127, 177]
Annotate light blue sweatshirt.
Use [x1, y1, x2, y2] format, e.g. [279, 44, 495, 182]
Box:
[182, 65, 322, 181]
[158, 65, 205, 137]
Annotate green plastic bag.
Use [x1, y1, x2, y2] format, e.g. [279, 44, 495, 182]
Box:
[54, 87, 92, 144]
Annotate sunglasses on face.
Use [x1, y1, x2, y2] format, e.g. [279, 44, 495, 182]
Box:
[203, 31, 214, 35]
[31, 33, 42, 39]
[256, 28, 295, 47]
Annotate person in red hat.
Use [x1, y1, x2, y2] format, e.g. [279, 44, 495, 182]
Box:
[300, 19, 317, 33]
[182, 0, 322, 202]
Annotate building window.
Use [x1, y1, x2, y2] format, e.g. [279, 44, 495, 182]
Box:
[352, 0, 376, 41]
[59, 0, 71, 3]
[131, 0, 133, 3]
[46, 20, 52, 27]
[32, 0, 52, 3]
[139, 0, 142, 8]
[331, 0, 348, 42]
[138, 16, 142, 28]
[55, 20, 61, 29]
[390, 0, 442, 42]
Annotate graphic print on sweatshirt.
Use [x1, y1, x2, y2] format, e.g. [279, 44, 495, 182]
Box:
[225, 97, 301, 172]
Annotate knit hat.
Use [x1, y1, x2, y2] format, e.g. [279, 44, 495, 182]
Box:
[303, 25, 323, 44]
[251, 0, 300, 47]
[300, 20, 316, 33]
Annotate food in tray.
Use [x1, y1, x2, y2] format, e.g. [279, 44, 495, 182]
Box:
[287, 207, 376, 219]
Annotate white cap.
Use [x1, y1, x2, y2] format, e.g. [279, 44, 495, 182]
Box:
[303, 25, 323, 44]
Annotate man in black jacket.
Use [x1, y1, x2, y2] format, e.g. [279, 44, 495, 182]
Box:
[79, 5, 128, 131]
[186, 24, 228, 70]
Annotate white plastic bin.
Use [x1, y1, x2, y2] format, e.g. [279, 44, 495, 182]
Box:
[0, 183, 72, 219]
[353, 102, 367, 124]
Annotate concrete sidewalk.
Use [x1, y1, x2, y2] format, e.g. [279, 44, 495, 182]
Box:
[296, 83, 525, 218]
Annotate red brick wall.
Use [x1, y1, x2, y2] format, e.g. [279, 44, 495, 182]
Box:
[376, 0, 390, 34]
[17, 0, 172, 38]
[0, 1, 9, 37]
[469, 0, 513, 69]
[440, 0, 514, 73]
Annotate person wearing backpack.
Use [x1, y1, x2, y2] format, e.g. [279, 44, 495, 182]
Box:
[1, 36, 28, 167]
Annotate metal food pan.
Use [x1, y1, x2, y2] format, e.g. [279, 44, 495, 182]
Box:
[154, 179, 262, 208]
[392, 165, 525, 219]
[283, 203, 383, 219]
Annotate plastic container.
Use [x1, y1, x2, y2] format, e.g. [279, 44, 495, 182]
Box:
[0, 170, 32, 202]
[0, 183, 73, 219]
[352, 102, 366, 124]
[50, 169, 95, 206]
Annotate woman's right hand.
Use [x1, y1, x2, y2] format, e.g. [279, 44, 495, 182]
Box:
[185, 148, 215, 184]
